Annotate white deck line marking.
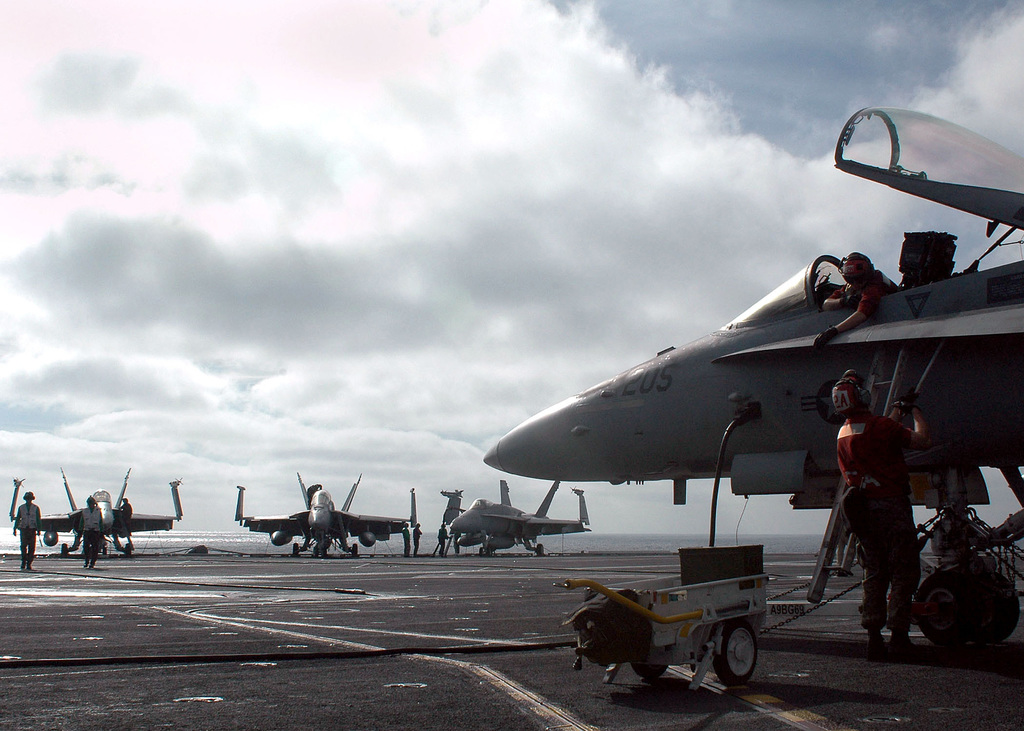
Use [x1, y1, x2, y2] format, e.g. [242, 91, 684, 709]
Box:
[427, 655, 599, 731]
[668, 668, 855, 731]
[152, 606, 595, 730]
[151, 606, 380, 651]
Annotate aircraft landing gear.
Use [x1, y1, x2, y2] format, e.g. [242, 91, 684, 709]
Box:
[915, 571, 975, 646]
[915, 569, 1020, 646]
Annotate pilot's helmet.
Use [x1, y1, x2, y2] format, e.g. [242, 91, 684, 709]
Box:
[24, 492, 34, 501]
[832, 370, 870, 415]
[841, 252, 874, 284]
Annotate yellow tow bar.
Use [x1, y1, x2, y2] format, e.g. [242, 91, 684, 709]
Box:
[559, 578, 703, 625]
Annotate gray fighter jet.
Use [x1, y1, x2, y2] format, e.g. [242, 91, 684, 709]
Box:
[10, 470, 183, 557]
[448, 480, 589, 555]
[484, 107, 1024, 645]
[236, 474, 416, 557]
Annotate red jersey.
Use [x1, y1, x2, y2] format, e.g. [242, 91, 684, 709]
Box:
[836, 413, 914, 499]
[826, 270, 893, 318]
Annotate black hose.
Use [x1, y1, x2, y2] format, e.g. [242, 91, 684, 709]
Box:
[709, 402, 761, 547]
[0, 639, 575, 670]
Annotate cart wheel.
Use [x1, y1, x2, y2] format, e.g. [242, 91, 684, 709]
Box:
[713, 620, 757, 686]
[630, 663, 667, 682]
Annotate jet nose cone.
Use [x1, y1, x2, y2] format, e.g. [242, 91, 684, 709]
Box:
[483, 442, 502, 471]
[483, 396, 586, 479]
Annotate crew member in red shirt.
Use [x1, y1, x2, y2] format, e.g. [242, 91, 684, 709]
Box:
[815, 253, 896, 348]
[833, 369, 931, 661]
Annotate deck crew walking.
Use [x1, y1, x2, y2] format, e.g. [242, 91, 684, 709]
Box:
[14, 491, 42, 571]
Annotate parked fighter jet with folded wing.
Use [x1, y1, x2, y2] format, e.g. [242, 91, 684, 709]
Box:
[484, 107, 1024, 645]
[236, 474, 416, 557]
[449, 479, 589, 555]
[9, 470, 184, 556]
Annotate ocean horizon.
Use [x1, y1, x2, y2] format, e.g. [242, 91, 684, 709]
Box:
[0, 530, 824, 557]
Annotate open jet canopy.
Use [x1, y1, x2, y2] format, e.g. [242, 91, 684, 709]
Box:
[836, 107, 1024, 228]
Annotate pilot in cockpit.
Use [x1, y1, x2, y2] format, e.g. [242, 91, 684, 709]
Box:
[814, 252, 897, 348]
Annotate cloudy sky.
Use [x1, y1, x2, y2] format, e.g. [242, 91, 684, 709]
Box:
[2, 0, 1023, 540]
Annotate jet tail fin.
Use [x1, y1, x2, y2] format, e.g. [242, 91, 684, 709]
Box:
[10, 478, 23, 521]
[116, 468, 131, 508]
[535, 481, 560, 518]
[441, 489, 464, 525]
[341, 474, 361, 513]
[572, 487, 590, 525]
[170, 480, 183, 520]
[297, 473, 311, 509]
[499, 480, 512, 506]
[235, 486, 246, 523]
[62, 469, 78, 511]
[409, 488, 417, 524]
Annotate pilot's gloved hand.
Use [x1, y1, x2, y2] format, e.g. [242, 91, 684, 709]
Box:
[814, 326, 839, 349]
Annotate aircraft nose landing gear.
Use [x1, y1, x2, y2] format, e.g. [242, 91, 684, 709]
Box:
[914, 569, 1020, 646]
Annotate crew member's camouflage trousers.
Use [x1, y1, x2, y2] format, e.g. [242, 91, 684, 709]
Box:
[857, 496, 921, 632]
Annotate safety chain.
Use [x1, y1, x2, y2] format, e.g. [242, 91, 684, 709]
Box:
[993, 543, 1024, 586]
[760, 577, 863, 635]
[766, 581, 811, 602]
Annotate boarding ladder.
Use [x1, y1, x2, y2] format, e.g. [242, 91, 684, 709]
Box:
[807, 341, 945, 603]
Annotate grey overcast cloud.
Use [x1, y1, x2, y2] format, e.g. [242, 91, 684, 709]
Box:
[1, 0, 1023, 537]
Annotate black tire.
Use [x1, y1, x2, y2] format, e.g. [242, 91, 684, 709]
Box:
[915, 571, 976, 646]
[975, 573, 1020, 644]
[630, 663, 667, 682]
[713, 620, 757, 686]
[990, 593, 1021, 644]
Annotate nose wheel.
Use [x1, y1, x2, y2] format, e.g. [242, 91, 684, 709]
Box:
[915, 571, 1020, 645]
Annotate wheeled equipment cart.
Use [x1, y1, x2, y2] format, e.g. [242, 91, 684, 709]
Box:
[562, 545, 767, 688]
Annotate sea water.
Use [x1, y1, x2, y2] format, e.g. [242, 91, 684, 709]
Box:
[0, 530, 822, 556]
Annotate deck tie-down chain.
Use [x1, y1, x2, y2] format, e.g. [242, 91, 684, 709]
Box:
[761, 578, 862, 635]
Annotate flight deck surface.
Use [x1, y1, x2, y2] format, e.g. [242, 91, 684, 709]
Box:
[1, 551, 1022, 730]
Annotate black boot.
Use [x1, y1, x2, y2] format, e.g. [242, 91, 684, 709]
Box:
[867, 629, 887, 662]
[889, 629, 914, 661]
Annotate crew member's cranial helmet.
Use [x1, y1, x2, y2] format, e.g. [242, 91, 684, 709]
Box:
[832, 369, 870, 414]
[841, 252, 874, 284]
